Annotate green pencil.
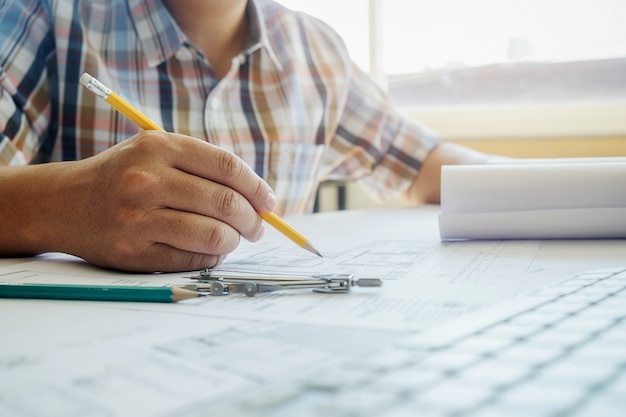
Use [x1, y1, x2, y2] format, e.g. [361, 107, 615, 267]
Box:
[0, 283, 200, 303]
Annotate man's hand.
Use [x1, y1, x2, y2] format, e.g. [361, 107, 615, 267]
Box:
[0, 131, 276, 272]
[403, 142, 490, 205]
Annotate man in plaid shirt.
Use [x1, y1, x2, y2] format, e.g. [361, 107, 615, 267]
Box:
[0, 0, 488, 272]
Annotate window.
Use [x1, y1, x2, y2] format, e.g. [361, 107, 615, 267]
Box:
[382, 0, 626, 106]
[276, 0, 626, 139]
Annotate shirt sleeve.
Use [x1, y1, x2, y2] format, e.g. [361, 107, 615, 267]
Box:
[326, 62, 441, 202]
[294, 11, 441, 203]
[0, 0, 55, 166]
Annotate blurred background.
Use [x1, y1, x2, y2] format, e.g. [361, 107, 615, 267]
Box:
[276, 0, 626, 210]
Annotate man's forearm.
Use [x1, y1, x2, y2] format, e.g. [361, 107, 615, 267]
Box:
[0, 162, 82, 256]
[402, 142, 490, 205]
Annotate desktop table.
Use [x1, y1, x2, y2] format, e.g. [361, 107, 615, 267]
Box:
[1, 206, 625, 416]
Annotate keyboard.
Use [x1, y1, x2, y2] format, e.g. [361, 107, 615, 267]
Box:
[212, 268, 626, 417]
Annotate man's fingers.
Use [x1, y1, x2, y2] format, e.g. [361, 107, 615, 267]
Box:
[72, 132, 276, 273]
[92, 210, 238, 272]
[159, 168, 265, 242]
[163, 134, 277, 213]
[146, 208, 243, 256]
[124, 244, 225, 273]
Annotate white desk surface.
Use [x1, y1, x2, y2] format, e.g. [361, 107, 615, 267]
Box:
[1, 206, 625, 416]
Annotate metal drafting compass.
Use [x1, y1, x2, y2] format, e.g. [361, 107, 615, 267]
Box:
[183, 269, 382, 297]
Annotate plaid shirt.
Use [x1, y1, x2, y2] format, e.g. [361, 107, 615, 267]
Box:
[0, 0, 439, 215]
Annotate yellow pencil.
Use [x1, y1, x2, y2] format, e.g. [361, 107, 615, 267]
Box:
[259, 212, 321, 257]
[79, 72, 322, 257]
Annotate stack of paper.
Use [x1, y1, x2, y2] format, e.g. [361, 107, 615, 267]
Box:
[439, 157, 626, 240]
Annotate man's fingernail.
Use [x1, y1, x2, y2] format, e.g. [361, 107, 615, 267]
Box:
[255, 226, 265, 242]
[265, 192, 277, 212]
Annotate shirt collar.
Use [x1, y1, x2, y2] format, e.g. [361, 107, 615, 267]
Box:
[128, 0, 282, 70]
[127, 0, 186, 67]
[245, 0, 283, 71]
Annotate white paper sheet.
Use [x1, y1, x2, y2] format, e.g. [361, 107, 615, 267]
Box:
[2, 207, 626, 416]
[0, 301, 398, 417]
[439, 207, 626, 239]
[439, 159, 626, 240]
[3, 208, 624, 332]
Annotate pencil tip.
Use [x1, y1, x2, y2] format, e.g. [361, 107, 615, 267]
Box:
[303, 242, 323, 258]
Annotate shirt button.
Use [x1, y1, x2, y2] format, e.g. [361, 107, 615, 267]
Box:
[175, 48, 189, 60]
[210, 97, 220, 110]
